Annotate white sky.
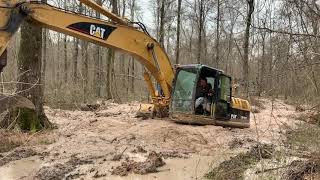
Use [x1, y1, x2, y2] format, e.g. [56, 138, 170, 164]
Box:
[135, 0, 154, 28]
[46, 0, 154, 28]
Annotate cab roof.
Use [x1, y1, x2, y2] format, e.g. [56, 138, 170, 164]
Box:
[176, 64, 224, 74]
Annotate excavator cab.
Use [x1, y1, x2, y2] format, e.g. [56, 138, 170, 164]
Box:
[170, 65, 250, 128]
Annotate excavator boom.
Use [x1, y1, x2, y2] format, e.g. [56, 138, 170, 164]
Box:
[0, 0, 174, 113]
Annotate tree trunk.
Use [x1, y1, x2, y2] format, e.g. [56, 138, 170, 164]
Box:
[189, 25, 194, 61]
[159, 0, 166, 47]
[17, 21, 52, 131]
[243, 0, 254, 97]
[72, 0, 79, 84]
[129, 0, 135, 94]
[197, 0, 204, 64]
[41, 29, 47, 90]
[73, 38, 79, 84]
[215, 0, 220, 68]
[80, 3, 89, 103]
[120, 0, 126, 86]
[94, 0, 103, 97]
[258, 28, 266, 96]
[106, 49, 113, 99]
[63, 0, 68, 83]
[106, 0, 118, 99]
[63, 35, 68, 83]
[175, 0, 182, 64]
[56, 33, 61, 89]
[81, 40, 89, 103]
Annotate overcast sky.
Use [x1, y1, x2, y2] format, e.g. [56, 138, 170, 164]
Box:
[135, 0, 154, 29]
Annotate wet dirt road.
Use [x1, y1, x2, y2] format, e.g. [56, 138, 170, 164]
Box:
[0, 98, 298, 180]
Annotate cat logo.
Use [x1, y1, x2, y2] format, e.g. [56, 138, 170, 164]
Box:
[67, 22, 116, 40]
[90, 25, 106, 39]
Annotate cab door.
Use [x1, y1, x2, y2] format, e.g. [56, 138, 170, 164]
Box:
[170, 68, 198, 114]
[214, 74, 232, 119]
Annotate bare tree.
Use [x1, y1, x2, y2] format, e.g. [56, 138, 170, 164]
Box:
[17, 21, 52, 130]
[128, 0, 136, 94]
[175, 0, 182, 64]
[94, 0, 103, 97]
[63, 0, 68, 83]
[105, 0, 119, 99]
[243, 0, 254, 97]
[215, 0, 220, 67]
[72, 0, 79, 84]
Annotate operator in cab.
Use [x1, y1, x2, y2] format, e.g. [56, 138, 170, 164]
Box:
[195, 77, 214, 115]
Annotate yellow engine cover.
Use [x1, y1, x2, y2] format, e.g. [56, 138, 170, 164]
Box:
[231, 97, 251, 112]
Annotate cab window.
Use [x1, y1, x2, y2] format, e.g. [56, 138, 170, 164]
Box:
[171, 68, 197, 112]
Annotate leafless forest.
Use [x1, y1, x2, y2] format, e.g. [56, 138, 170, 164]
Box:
[2, 0, 320, 107]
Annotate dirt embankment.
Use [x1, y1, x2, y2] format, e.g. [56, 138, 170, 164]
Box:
[0, 98, 307, 179]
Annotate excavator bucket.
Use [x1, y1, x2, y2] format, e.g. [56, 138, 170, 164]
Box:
[136, 103, 155, 119]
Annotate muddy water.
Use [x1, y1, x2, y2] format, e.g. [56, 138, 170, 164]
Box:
[112, 154, 228, 180]
[0, 154, 226, 180]
[0, 157, 42, 180]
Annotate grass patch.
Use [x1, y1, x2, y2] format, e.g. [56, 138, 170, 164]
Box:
[294, 113, 310, 122]
[284, 124, 320, 179]
[205, 144, 274, 180]
[286, 124, 320, 153]
[38, 138, 55, 145]
[249, 97, 266, 112]
[0, 130, 54, 153]
[251, 107, 261, 113]
[311, 112, 320, 126]
[0, 139, 21, 153]
[284, 155, 320, 180]
[0, 132, 23, 153]
[293, 111, 320, 126]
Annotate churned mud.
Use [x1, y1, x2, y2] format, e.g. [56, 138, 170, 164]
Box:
[0, 148, 37, 167]
[0, 98, 303, 180]
[111, 151, 165, 176]
[205, 144, 275, 180]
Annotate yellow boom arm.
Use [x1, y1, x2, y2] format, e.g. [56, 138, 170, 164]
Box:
[0, 0, 174, 110]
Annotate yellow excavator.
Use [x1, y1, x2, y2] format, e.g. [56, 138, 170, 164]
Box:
[0, 0, 251, 128]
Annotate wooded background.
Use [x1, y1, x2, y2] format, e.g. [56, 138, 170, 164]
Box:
[2, 0, 320, 109]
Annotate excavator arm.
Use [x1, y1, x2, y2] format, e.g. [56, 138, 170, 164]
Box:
[0, 0, 175, 113]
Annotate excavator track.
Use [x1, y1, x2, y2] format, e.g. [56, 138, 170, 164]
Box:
[170, 113, 250, 128]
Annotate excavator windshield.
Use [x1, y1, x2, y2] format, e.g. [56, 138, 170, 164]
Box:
[171, 67, 198, 113]
[170, 65, 226, 116]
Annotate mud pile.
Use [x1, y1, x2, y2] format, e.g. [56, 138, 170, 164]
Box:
[36, 163, 73, 180]
[284, 154, 320, 180]
[36, 156, 94, 180]
[112, 151, 165, 176]
[206, 143, 275, 180]
[0, 148, 37, 166]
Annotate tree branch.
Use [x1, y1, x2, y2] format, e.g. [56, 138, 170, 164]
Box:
[251, 25, 320, 38]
